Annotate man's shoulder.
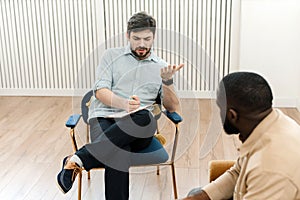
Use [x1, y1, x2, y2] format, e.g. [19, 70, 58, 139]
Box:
[104, 47, 126, 55]
[101, 47, 127, 62]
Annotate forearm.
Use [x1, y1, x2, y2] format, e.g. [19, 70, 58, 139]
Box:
[95, 88, 127, 110]
[162, 84, 180, 112]
[160, 64, 183, 112]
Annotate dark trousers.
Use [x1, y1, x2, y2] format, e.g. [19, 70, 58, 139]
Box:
[187, 187, 233, 200]
[76, 110, 157, 200]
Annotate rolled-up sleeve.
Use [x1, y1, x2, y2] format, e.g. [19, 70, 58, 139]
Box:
[94, 50, 113, 91]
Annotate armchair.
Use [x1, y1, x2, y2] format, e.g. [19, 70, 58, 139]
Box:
[187, 160, 236, 199]
[65, 90, 183, 199]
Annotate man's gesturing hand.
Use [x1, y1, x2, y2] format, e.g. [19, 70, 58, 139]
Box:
[160, 64, 184, 81]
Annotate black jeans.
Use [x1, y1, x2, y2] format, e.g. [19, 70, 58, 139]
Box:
[76, 109, 157, 200]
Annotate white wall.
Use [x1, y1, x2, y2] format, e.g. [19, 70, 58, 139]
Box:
[238, 0, 300, 108]
[298, 86, 300, 111]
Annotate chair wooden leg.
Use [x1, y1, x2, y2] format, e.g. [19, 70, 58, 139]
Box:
[156, 166, 160, 175]
[87, 171, 91, 179]
[171, 163, 178, 199]
[78, 171, 82, 200]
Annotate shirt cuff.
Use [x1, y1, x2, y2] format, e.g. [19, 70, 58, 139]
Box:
[94, 80, 111, 91]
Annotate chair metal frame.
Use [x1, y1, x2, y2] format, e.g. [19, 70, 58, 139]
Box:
[65, 91, 182, 199]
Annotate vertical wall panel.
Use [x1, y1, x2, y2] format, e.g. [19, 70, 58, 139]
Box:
[0, 2, 7, 88]
[0, 0, 234, 96]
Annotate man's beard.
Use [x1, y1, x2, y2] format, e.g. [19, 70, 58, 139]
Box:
[223, 117, 240, 135]
[132, 47, 151, 59]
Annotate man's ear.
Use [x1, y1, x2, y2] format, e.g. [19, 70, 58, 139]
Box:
[126, 32, 130, 40]
[228, 108, 238, 122]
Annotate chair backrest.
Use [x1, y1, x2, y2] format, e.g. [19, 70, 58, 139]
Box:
[153, 91, 162, 120]
[81, 90, 94, 124]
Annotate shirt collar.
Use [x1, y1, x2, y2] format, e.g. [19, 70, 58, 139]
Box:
[124, 44, 159, 62]
[238, 108, 278, 156]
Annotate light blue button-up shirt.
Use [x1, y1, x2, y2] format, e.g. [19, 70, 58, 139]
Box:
[88, 45, 168, 120]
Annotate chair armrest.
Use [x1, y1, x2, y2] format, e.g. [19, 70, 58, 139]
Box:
[209, 160, 236, 182]
[163, 110, 183, 124]
[65, 114, 81, 128]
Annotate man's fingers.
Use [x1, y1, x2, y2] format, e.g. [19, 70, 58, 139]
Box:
[129, 99, 140, 105]
[131, 95, 140, 102]
[169, 63, 184, 71]
[160, 64, 184, 80]
[177, 63, 184, 70]
[129, 95, 140, 107]
[173, 63, 184, 72]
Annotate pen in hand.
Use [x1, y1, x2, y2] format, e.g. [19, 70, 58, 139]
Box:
[127, 95, 140, 112]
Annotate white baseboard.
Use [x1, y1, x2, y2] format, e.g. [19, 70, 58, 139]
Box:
[177, 91, 216, 99]
[178, 92, 298, 108]
[273, 98, 298, 108]
[1, 89, 216, 98]
[0, 89, 88, 96]
[1, 89, 299, 110]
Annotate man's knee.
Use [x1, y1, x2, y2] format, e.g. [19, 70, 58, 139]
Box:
[131, 110, 154, 126]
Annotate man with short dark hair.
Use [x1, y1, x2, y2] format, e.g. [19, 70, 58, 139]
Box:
[57, 11, 183, 200]
[184, 72, 300, 200]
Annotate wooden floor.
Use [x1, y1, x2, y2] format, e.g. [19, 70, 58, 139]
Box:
[0, 96, 299, 200]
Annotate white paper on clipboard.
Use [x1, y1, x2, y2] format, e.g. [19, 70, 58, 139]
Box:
[105, 104, 152, 118]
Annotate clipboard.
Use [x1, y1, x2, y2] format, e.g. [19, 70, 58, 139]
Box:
[105, 104, 153, 118]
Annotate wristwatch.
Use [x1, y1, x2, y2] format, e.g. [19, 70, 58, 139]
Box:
[162, 78, 173, 86]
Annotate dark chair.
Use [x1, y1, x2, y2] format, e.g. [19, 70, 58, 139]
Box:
[65, 90, 183, 199]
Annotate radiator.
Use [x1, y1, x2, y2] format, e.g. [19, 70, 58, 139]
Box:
[0, 0, 233, 97]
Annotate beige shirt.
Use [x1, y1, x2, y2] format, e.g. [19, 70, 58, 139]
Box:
[204, 109, 300, 200]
